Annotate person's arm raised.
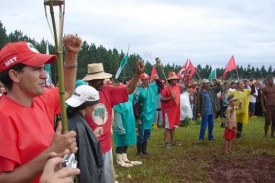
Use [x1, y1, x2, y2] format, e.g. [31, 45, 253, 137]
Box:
[127, 60, 144, 94]
[63, 34, 82, 100]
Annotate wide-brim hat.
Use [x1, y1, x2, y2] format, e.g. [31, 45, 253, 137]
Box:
[82, 63, 112, 81]
[167, 72, 179, 80]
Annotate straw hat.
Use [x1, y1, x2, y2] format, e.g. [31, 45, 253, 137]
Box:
[82, 63, 112, 81]
[167, 72, 179, 80]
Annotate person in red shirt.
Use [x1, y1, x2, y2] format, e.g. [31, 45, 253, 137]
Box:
[161, 72, 181, 148]
[0, 35, 82, 183]
[83, 61, 144, 183]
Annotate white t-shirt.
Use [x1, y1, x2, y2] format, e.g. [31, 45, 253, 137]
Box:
[249, 89, 258, 103]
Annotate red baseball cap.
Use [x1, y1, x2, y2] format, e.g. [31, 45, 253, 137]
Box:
[0, 42, 56, 73]
[140, 73, 149, 80]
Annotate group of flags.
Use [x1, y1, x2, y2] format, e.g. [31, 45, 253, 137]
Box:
[45, 41, 237, 84]
[176, 59, 197, 80]
[114, 54, 237, 82]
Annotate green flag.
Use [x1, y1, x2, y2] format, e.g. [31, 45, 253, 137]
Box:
[115, 53, 129, 79]
[208, 64, 216, 81]
[45, 40, 52, 86]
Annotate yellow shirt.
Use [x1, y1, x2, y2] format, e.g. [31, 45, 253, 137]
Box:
[228, 89, 250, 124]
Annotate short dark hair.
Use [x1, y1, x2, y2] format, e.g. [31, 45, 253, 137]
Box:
[66, 100, 99, 118]
[0, 63, 26, 90]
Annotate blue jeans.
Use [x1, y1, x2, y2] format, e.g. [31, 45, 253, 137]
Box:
[199, 114, 214, 140]
[137, 126, 151, 143]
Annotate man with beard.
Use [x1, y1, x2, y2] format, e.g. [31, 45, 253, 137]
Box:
[82, 61, 144, 183]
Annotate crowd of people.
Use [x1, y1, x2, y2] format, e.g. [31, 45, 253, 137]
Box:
[0, 36, 274, 182]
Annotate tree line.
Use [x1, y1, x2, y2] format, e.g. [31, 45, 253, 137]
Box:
[0, 20, 274, 84]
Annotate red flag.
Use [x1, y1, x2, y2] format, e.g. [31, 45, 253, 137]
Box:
[176, 60, 188, 79]
[177, 59, 197, 80]
[150, 65, 158, 82]
[222, 55, 237, 80]
[185, 59, 196, 78]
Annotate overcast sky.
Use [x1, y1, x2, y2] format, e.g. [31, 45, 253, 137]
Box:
[0, 0, 274, 69]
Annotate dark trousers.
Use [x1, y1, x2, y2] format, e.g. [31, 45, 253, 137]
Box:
[237, 122, 243, 138]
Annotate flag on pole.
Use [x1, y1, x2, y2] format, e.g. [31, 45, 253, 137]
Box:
[45, 40, 52, 86]
[185, 59, 196, 78]
[177, 59, 189, 79]
[150, 65, 158, 82]
[208, 64, 216, 81]
[222, 55, 237, 80]
[176, 59, 196, 79]
[115, 53, 129, 79]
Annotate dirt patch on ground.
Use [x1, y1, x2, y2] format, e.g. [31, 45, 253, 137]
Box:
[204, 153, 275, 183]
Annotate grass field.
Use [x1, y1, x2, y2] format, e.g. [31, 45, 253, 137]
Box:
[113, 116, 275, 183]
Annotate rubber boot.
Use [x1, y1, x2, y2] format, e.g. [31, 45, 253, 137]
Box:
[116, 154, 124, 165]
[116, 154, 133, 167]
[142, 141, 148, 155]
[136, 143, 143, 157]
[122, 153, 130, 163]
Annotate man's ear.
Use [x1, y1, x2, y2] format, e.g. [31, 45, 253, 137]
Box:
[8, 70, 20, 83]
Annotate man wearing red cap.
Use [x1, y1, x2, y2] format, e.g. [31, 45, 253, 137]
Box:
[134, 72, 163, 156]
[0, 34, 82, 183]
[161, 72, 181, 148]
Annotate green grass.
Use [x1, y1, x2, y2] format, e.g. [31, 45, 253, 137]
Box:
[113, 116, 275, 183]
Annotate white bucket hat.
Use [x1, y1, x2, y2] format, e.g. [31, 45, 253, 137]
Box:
[66, 85, 99, 107]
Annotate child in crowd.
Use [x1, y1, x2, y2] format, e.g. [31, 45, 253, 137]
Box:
[224, 95, 242, 153]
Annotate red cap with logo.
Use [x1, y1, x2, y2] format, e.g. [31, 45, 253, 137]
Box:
[0, 42, 56, 73]
[140, 73, 149, 80]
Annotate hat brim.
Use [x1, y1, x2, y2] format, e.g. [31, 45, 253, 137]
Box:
[141, 77, 150, 80]
[82, 72, 112, 81]
[66, 97, 85, 107]
[167, 76, 179, 80]
[23, 54, 56, 67]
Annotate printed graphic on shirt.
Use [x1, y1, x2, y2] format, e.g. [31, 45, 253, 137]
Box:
[92, 103, 108, 125]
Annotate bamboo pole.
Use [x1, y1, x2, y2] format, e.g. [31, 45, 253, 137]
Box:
[45, 0, 68, 133]
[155, 58, 177, 103]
